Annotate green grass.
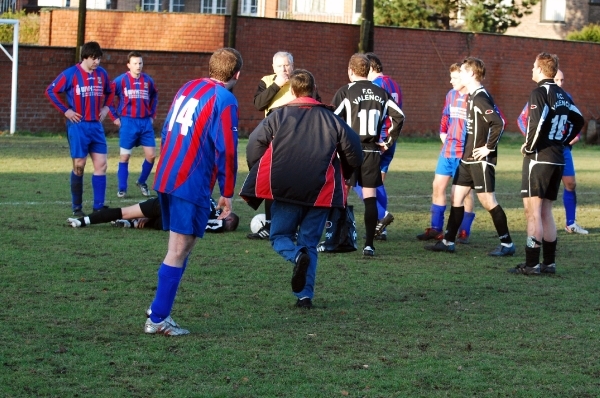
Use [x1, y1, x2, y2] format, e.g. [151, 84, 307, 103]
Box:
[1, 135, 599, 397]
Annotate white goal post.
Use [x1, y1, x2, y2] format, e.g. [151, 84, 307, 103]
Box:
[0, 19, 18, 135]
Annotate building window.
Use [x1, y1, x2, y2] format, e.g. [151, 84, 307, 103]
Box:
[201, 0, 226, 14]
[172, 0, 184, 11]
[294, 0, 342, 14]
[241, 0, 257, 15]
[354, 0, 361, 13]
[541, 0, 566, 22]
[142, 0, 161, 11]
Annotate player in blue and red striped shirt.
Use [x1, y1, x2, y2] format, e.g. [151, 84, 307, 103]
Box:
[144, 48, 243, 336]
[45, 41, 115, 216]
[417, 63, 477, 243]
[517, 69, 587, 235]
[109, 52, 159, 199]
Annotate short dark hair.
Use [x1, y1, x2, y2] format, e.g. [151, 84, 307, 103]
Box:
[209, 48, 243, 82]
[536, 52, 559, 78]
[289, 69, 315, 98]
[365, 52, 383, 73]
[348, 53, 370, 78]
[223, 213, 240, 232]
[127, 51, 143, 63]
[462, 57, 485, 82]
[81, 41, 103, 60]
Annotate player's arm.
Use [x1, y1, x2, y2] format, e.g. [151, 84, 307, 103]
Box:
[481, 95, 504, 150]
[331, 88, 350, 124]
[517, 103, 528, 136]
[380, 99, 405, 148]
[523, 89, 546, 154]
[439, 92, 451, 143]
[45, 73, 71, 115]
[108, 79, 120, 122]
[253, 78, 280, 111]
[100, 70, 115, 122]
[336, 117, 364, 180]
[564, 103, 584, 146]
[472, 94, 504, 160]
[214, 102, 239, 200]
[149, 78, 159, 121]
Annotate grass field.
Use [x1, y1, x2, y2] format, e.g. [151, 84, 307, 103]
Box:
[1, 134, 599, 397]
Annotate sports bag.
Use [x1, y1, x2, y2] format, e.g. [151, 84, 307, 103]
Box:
[317, 205, 357, 253]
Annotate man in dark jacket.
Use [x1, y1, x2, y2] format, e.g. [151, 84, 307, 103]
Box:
[241, 69, 362, 309]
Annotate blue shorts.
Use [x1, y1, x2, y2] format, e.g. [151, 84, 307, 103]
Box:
[563, 147, 575, 177]
[159, 193, 210, 238]
[119, 116, 156, 150]
[435, 156, 461, 177]
[67, 120, 107, 158]
[380, 141, 396, 173]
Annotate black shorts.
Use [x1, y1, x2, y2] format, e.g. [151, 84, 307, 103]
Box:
[521, 158, 563, 200]
[347, 150, 382, 188]
[452, 161, 496, 193]
[139, 197, 161, 218]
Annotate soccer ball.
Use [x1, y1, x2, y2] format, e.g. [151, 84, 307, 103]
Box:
[250, 213, 266, 233]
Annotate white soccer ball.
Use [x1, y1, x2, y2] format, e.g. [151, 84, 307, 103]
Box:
[250, 213, 266, 233]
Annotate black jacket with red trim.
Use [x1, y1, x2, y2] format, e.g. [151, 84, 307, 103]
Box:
[240, 97, 363, 210]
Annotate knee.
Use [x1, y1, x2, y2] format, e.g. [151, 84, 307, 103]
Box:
[564, 181, 576, 191]
[146, 154, 156, 163]
[97, 162, 108, 174]
[72, 165, 85, 176]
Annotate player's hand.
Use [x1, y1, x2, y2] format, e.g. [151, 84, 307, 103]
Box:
[520, 143, 527, 157]
[113, 118, 121, 127]
[274, 73, 289, 88]
[376, 142, 389, 153]
[65, 109, 82, 123]
[569, 135, 580, 146]
[472, 146, 491, 160]
[216, 196, 232, 220]
[99, 106, 110, 122]
[136, 218, 150, 228]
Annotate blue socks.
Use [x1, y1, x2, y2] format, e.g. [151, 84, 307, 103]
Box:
[376, 185, 387, 220]
[459, 211, 476, 235]
[91, 174, 106, 210]
[563, 188, 576, 226]
[431, 204, 446, 231]
[70, 171, 83, 210]
[150, 263, 184, 323]
[139, 159, 154, 185]
[117, 162, 129, 191]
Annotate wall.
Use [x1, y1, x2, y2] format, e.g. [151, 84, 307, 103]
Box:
[2, 12, 600, 137]
[38, 9, 227, 51]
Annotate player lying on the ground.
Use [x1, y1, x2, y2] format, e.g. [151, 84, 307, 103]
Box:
[66, 197, 239, 232]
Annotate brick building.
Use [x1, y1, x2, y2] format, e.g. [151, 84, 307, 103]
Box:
[506, 0, 600, 40]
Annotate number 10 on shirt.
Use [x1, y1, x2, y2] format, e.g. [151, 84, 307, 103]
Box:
[356, 109, 381, 136]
